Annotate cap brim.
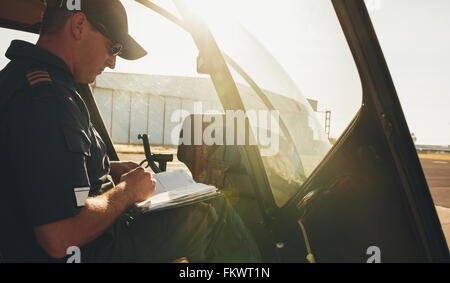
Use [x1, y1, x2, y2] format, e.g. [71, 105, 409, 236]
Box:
[119, 34, 147, 60]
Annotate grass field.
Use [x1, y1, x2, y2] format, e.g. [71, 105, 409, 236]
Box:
[418, 153, 450, 161]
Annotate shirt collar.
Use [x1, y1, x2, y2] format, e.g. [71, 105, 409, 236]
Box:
[5, 40, 74, 82]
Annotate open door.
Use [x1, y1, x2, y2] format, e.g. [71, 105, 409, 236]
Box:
[169, 0, 449, 262]
[271, 0, 449, 262]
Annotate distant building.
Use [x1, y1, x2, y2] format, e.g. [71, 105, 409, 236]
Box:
[92, 72, 320, 146]
[415, 144, 450, 153]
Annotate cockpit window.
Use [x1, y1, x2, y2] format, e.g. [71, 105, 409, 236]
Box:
[97, 0, 363, 207]
[187, 0, 362, 206]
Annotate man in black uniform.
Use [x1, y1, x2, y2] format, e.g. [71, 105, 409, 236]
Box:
[0, 0, 260, 262]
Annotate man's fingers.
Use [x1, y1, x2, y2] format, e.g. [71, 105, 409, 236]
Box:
[126, 161, 140, 168]
[120, 161, 140, 170]
[121, 166, 144, 179]
[129, 165, 144, 171]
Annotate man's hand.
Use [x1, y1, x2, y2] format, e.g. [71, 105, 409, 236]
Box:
[34, 166, 156, 259]
[109, 160, 140, 185]
[119, 167, 156, 203]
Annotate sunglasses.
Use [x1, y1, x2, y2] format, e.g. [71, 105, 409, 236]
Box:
[89, 21, 123, 56]
[62, 7, 124, 57]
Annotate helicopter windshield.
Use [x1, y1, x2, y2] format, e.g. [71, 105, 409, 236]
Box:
[172, 0, 362, 206]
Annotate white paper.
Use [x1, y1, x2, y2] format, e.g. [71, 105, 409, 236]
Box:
[135, 169, 218, 209]
[152, 169, 196, 194]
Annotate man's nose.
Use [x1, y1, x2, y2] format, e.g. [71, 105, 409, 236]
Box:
[106, 55, 116, 70]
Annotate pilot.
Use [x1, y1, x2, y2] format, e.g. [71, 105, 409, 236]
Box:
[0, 0, 260, 262]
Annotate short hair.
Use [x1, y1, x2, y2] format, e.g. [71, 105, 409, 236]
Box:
[40, 6, 73, 35]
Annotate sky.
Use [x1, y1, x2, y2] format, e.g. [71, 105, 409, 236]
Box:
[367, 0, 450, 146]
[0, 0, 448, 146]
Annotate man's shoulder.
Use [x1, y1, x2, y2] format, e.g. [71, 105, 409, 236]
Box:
[0, 62, 73, 127]
[0, 61, 55, 95]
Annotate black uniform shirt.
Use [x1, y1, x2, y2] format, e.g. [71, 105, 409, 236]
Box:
[0, 40, 113, 262]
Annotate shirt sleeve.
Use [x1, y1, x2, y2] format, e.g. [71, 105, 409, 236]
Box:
[10, 89, 91, 227]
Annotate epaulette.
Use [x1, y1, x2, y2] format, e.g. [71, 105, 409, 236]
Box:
[25, 67, 52, 87]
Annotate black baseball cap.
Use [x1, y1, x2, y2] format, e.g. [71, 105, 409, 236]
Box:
[48, 0, 147, 60]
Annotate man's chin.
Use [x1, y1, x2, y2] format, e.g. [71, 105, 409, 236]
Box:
[75, 75, 97, 85]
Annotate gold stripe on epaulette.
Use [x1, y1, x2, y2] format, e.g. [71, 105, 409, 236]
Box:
[29, 77, 52, 86]
[27, 73, 51, 81]
[26, 70, 49, 78]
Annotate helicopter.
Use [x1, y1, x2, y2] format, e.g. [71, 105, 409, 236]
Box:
[0, 0, 448, 263]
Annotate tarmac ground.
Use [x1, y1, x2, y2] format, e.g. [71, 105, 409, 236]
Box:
[419, 154, 450, 246]
[419, 154, 450, 208]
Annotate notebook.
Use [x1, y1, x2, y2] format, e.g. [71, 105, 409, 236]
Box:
[135, 169, 219, 212]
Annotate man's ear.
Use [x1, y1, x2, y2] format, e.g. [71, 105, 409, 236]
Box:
[70, 13, 88, 40]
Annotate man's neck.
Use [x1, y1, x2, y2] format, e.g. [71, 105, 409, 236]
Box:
[36, 36, 75, 75]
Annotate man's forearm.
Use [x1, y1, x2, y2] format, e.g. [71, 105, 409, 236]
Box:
[34, 183, 134, 259]
[34, 167, 154, 259]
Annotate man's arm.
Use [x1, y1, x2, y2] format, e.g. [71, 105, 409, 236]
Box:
[34, 167, 155, 259]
